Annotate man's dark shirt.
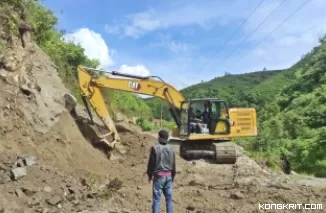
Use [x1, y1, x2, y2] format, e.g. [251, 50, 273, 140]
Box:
[147, 143, 176, 181]
[202, 110, 209, 124]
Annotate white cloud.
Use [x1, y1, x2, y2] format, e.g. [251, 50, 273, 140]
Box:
[118, 64, 150, 76]
[63, 28, 152, 84]
[149, 33, 197, 55]
[124, 26, 143, 38]
[128, 9, 161, 31]
[100, 0, 326, 91]
[107, 0, 255, 38]
[104, 25, 120, 34]
[63, 28, 115, 68]
[253, 48, 266, 56]
[198, 0, 326, 75]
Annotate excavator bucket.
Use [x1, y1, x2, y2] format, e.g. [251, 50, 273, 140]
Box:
[63, 93, 126, 160]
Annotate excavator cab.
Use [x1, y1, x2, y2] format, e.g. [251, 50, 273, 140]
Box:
[173, 98, 257, 164]
[178, 98, 233, 137]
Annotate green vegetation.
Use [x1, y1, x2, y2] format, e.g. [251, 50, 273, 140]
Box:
[146, 36, 326, 177]
[3, 0, 326, 177]
[248, 35, 326, 177]
[145, 68, 295, 120]
[136, 117, 176, 132]
[1, 0, 156, 129]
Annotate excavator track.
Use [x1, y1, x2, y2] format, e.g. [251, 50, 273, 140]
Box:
[179, 140, 237, 164]
[212, 142, 237, 164]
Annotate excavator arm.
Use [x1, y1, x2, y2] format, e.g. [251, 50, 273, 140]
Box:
[75, 65, 186, 157]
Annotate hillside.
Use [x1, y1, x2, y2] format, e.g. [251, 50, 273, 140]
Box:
[242, 35, 326, 177]
[145, 68, 295, 121]
[19, 0, 153, 123]
[145, 35, 326, 178]
[1, 0, 326, 212]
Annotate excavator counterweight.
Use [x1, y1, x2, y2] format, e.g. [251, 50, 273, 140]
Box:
[66, 65, 258, 163]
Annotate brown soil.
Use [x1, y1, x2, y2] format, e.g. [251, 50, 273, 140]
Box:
[0, 10, 326, 213]
[1, 106, 326, 212]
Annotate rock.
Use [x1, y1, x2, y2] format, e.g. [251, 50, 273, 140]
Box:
[186, 205, 195, 211]
[72, 199, 79, 206]
[0, 171, 11, 184]
[86, 192, 98, 199]
[3, 56, 17, 72]
[15, 189, 25, 197]
[21, 187, 36, 196]
[15, 158, 25, 167]
[66, 194, 77, 202]
[44, 186, 52, 193]
[0, 69, 8, 78]
[46, 195, 62, 206]
[0, 163, 8, 171]
[28, 196, 42, 207]
[19, 84, 34, 96]
[80, 178, 89, 187]
[230, 191, 244, 199]
[35, 207, 49, 213]
[115, 112, 125, 122]
[176, 167, 182, 174]
[23, 156, 37, 166]
[137, 186, 142, 190]
[0, 69, 19, 85]
[10, 167, 27, 180]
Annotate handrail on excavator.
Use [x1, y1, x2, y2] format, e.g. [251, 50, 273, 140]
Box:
[80, 66, 167, 82]
[77, 65, 184, 124]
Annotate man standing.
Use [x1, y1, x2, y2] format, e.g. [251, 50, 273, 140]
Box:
[147, 129, 176, 213]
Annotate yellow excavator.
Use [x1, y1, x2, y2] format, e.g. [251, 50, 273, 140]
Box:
[65, 65, 257, 164]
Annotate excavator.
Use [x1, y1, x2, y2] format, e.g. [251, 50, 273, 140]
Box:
[65, 65, 257, 164]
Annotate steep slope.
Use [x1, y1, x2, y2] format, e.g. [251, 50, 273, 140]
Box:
[0, 1, 326, 213]
[246, 35, 326, 177]
[0, 1, 152, 212]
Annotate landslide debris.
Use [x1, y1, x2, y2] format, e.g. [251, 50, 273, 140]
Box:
[0, 1, 326, 213]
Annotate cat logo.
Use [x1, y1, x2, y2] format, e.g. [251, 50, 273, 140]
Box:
[128, 81, 141, 91]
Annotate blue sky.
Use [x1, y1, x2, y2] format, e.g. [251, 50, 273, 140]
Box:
[43, 0, 326, 90]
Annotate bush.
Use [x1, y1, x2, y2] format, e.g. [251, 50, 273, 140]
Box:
[136, 118, 157, 131]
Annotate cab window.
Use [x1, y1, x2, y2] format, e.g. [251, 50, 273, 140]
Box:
[211, 101, 229, 119]
[190, 102, 204, 117]
[211, 102, 220, 119]
[180, 102, 189, 124]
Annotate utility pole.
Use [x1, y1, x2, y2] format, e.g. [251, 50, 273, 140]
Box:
[160, 101, 163, 128]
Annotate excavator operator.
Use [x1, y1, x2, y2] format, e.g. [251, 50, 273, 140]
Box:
[188, 103, 210, 133]
[202, 104, 209, 124]
[189, 107, 197, 133]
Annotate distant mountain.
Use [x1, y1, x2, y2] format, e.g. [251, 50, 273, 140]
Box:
[144, 68, 295, 120]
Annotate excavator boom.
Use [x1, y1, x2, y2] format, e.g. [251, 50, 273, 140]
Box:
[78, 66, 185, 126]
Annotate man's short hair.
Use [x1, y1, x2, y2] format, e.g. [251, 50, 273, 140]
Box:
[158, 129, 169, 144]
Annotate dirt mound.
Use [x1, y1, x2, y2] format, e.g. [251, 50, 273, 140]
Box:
[0, 11, 151, 212]
[1, 5, 326, 213]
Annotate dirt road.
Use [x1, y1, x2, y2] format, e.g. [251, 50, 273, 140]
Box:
[0, 27, 325, 212]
